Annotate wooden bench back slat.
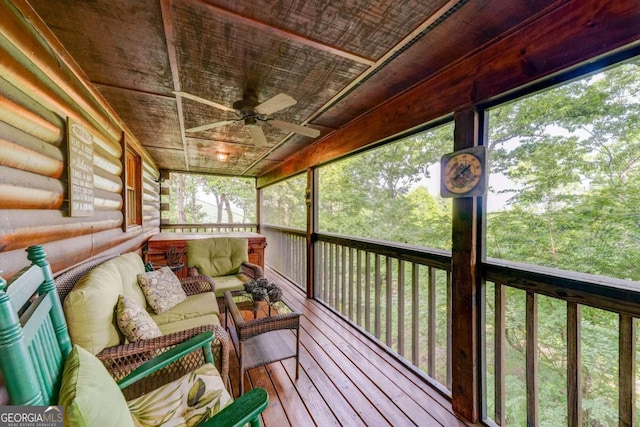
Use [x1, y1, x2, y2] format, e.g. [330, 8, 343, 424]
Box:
[6, 265, 45, 312]
[0, 245, 71, 405]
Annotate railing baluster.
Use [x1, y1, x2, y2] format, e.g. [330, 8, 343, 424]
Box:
[356, 249, 362, 326]
[495, 283, 506, 425]
[335, 244, 341, 310]
[329, 243, 334, 307]
[341, 245, 347, 314]
[365, 251, 371, 333]
[348, 247, 354, 320]
[446, 270, 452, 389]
[385, 257, 392, 346]
[398, 259, 405, 357]
[567, 302, 581, 427]
[428, 266, 436, 377]
[412, 263, 419, 366]
[619, 314, 635, 427]
[526, 292, 539, 427]
[375, 254, 382, 339]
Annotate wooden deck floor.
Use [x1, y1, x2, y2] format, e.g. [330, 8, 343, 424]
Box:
[224, 268, 476, 427]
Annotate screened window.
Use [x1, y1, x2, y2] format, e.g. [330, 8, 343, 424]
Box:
[318, 123, 454, 251]
[164, 172, 256, 225]
[485, 57, 640, 281]
[261, 174, 306, 229]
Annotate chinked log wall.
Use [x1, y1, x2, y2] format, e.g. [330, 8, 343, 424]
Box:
[0, 0, 160, 277]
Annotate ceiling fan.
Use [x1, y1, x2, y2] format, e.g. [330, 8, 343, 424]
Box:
[175, 91, 320, 146]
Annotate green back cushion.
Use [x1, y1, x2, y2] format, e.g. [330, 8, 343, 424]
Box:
[110, 253, 147, 308]
[64, 263, 123, 354]
[64, 253, 147, 354]
[187, 238, 248, 277]
[59, 345, 134, 427]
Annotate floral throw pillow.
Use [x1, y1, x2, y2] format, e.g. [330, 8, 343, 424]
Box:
[137, 267, 188, 314]
[116, 295, 162, 342]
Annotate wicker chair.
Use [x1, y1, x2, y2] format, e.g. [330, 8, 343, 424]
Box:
[55, 252, 230, 399]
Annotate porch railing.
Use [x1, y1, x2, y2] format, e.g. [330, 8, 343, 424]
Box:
[483, 259, 640, 427]
[159, 222, 640, 424]
[315, 232, 454, 393]
[160, 223, 257, 233]
[261, 225, 307, 290]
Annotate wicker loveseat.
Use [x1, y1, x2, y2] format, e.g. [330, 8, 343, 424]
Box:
[55, 251, 229, 399]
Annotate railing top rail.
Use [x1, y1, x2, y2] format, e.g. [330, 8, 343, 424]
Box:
[485, 257, 640, 317]
[260, 224, 306, 236]
[161, 223, 257, 228]
[316, 232, 451, 271]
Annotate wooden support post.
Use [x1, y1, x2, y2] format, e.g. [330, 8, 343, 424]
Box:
[306, 168, 317, 299]
[451, 107, 480, 422]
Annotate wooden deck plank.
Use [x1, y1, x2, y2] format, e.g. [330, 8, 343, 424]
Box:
[280, 276, 472, 426]
[265, 361, 316, 426]
[223, 268, 478, 427]
[281, 357, 341, 426]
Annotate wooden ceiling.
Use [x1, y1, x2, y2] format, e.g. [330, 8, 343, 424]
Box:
[27, 0, 560, 177]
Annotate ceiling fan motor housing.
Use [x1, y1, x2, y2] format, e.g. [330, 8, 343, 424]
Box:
[233, 96, 260, 116]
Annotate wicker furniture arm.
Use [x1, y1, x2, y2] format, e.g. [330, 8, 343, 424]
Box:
[241, 262, 263, 280]
[181, 274, 216, 295]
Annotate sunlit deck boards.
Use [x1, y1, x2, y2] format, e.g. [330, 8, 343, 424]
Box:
[225, 267, 475, 427]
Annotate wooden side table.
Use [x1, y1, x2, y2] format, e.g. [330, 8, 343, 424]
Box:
[224, 290, 301, 395]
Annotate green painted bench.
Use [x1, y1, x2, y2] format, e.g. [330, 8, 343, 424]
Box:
[0, 245, 268, 426]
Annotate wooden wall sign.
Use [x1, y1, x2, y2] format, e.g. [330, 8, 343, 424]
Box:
[67, 118, 94, 216]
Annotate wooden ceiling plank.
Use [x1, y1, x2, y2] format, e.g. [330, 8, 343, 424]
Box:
[247, 0, 464, 177]
[195, 0, 375, 66]
[161, 0, 190, 170]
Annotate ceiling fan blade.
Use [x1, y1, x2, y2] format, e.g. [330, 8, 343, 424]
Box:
[268, 119, 320, 138]
[246, 124, 268, 146]
[186, 120, 236, 133]
[254, 93, 297, 115]
[173, 91, 236, 113]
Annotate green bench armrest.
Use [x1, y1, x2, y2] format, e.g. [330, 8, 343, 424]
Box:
[117, 331, 214, 390]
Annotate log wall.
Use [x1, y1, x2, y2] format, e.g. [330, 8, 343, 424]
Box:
[0, 0, 160, 277]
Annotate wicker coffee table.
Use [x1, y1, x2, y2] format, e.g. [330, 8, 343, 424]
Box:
[224, 290, 301, 394]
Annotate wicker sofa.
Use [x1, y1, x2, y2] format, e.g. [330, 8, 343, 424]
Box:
[55, 251, 229, 399]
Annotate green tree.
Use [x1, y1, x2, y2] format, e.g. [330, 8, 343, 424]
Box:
[319, 124, 453, 250]
[485, 58, 640, 426]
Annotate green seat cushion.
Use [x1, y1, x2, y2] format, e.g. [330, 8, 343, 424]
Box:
[59, 345, 134, 427]
[156, 313, 221, 335]
[211, 274, 247, 298]
[151, 292, 219, 326]
[127, 363, 232, 426]
[187, 238, 248, 277]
